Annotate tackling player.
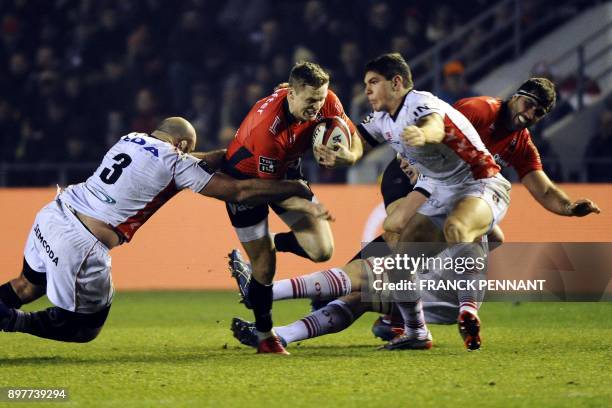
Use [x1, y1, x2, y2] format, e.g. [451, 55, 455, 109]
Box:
[223, 62, 363, 354]
[0, 117, 319, 344]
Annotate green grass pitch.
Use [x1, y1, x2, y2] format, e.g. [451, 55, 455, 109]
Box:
[1, 292, 610, 407]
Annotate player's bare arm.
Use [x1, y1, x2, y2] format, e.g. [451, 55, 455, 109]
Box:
[401, 113, 445, 147]
[191, 149, 227, 171]
[276, 196, 335, 221]
[199, 173, 313, 206]
[521, 170, 601, 216]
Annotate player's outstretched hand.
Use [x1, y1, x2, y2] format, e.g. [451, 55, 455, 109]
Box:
[314, 144, 355, 168]
[401, 125, 426, 147]
[568, 199, 601, 217]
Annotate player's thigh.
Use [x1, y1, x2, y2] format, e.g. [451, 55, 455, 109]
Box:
[285, 212, 334, 261]
[446, 196, 493, 241]
[290, 212, 332, 241]
[384, 191, 428, 234]
[272, 196, 333, 250]
[399, 212, 445, 243]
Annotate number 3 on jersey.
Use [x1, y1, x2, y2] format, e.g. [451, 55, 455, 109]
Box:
[100, 153, 132, 184]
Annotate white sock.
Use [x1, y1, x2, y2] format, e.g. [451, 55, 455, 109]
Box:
[395, 299, 428, 338]
[275, 300, 356, 344]
[273, 268, 351, 301]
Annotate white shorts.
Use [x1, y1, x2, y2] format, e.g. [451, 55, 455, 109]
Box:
[23, 198, 114, 313]
[415, 173, 511, 233]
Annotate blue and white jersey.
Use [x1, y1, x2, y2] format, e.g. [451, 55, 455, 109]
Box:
[61, 133, 213, 242]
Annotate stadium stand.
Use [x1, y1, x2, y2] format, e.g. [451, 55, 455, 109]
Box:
[0, 0, 608, 185]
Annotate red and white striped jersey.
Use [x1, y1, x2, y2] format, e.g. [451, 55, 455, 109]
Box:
[358, 90, 501, 183]
[61, 133, 214, 242]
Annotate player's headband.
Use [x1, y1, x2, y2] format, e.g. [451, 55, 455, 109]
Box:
[515, 90, 550, 113]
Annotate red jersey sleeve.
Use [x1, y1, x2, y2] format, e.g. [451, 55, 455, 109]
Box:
[513, 129, 543, 179]
[321, 90, 357, 134]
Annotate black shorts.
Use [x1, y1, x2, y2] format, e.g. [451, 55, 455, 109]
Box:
[222, 158, 312, 240]
[380, 158, 414, 208]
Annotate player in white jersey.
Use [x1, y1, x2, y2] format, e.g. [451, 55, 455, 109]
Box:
[355, 53, 512, 350]
[0, 117, 323, 343]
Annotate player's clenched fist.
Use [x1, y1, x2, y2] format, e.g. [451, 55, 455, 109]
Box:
[402, 125, 426, 147]
[567, 199, 601, 217]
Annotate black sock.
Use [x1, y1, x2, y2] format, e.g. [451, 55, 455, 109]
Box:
[274, 232, 310, 259]
[5, 306, 109, 343]
[0, 282, 23, 309]
[247, 278, 273, 333]
[348, 234, 391, 263]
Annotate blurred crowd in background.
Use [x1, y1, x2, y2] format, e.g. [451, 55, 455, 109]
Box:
[0, 0, 610, 185]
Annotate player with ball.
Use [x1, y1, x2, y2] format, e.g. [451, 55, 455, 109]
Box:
[223, 62, 365, 354]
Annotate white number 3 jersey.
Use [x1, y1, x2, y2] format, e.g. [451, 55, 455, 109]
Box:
[61, 133, 213, 242]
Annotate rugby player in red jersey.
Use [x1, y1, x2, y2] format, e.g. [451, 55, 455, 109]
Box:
[223, 62, 363, 354]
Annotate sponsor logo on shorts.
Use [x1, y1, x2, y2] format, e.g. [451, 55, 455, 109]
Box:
[227, 202, 254, 214]
[34, 224, 59, 266]
[258, 156, 278, 174]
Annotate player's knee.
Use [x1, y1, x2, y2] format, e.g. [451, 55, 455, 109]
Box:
[51, 306, 109, 343]
[382, 215, 401, 235]
[444, 217, 469, 243]
[72, 326, 103, 343]
[307, 242, 333, 262]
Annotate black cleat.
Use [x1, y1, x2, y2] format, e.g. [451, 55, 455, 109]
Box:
[380, 330, 433, 350]
[230, 317, 289, 352]
[371, 315, 405, 342]
[458, 310, 481, 351]
[228, 249, 253, 309]
[230, 317, 258, 348]
[0, 300, 13, 331]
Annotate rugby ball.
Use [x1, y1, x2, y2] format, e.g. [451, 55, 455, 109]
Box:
[312, 116, 352, 160]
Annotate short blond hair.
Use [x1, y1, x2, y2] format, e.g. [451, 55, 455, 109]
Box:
[288, 61, 330, 90]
